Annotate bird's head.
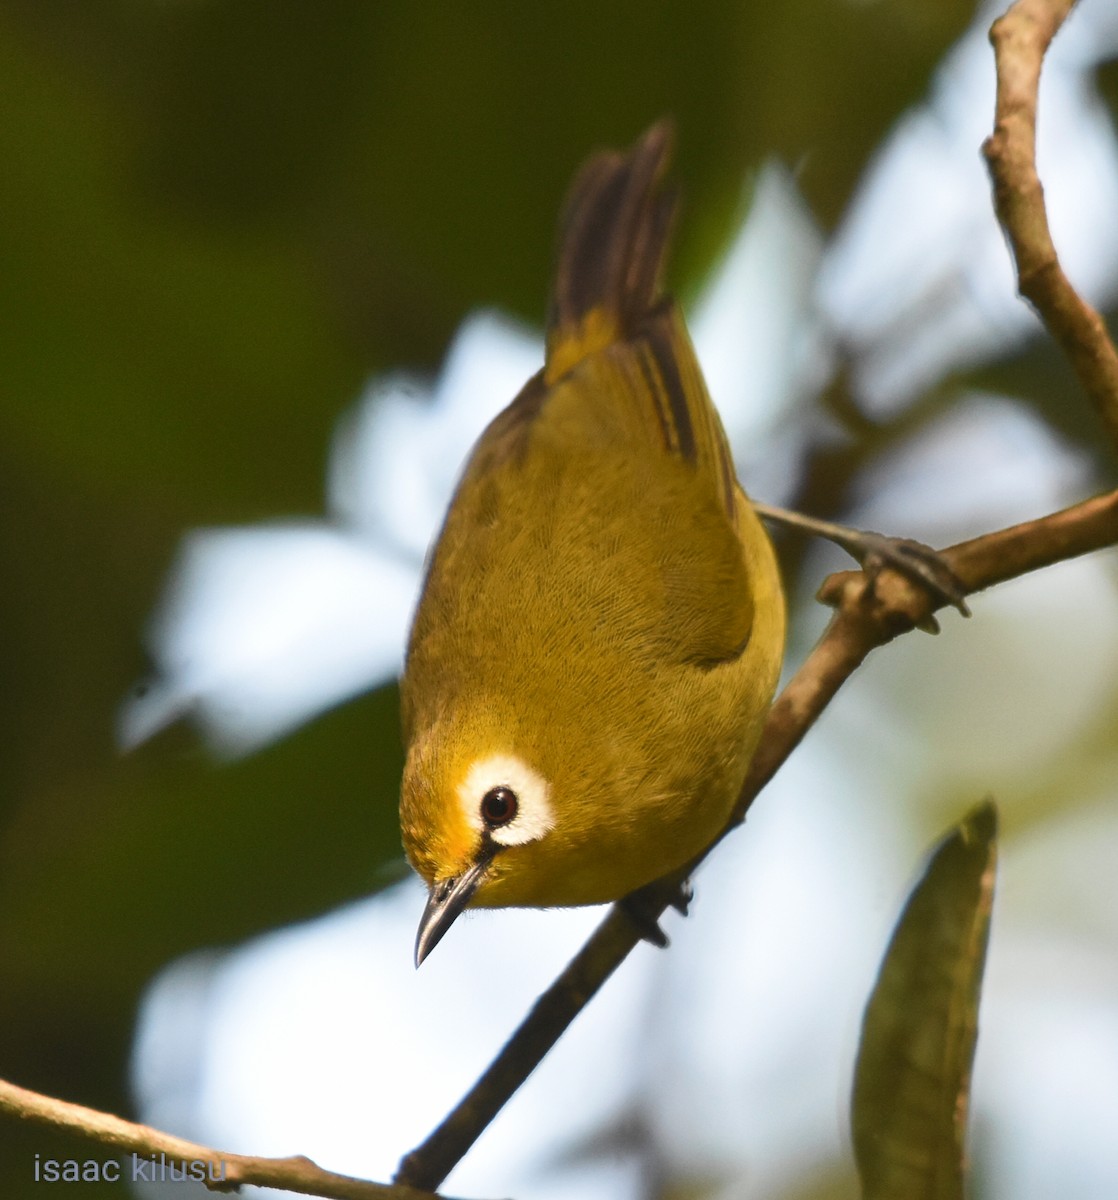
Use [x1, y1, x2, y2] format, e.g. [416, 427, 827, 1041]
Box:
[400, 728, 560, 965]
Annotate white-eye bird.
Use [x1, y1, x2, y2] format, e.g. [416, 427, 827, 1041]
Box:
[400, 123, 786, 965]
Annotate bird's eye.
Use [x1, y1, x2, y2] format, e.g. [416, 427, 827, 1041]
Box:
[480, 785, 518, 828]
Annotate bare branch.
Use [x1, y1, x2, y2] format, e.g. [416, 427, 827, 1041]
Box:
[982, 0, 1118, 454]
[765, 488, 1118, 794]
[0, 1077, 464, 1200]
[395, 905, 641, 1191]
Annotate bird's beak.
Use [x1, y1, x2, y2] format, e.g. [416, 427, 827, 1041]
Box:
[414, 855, 492, 967]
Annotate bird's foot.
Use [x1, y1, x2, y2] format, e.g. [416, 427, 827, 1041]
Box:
[754, 502, 970, 630]
[619, 877, 692, 948]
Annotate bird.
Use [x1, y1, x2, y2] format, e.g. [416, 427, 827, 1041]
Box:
[399, 122, 786, 966]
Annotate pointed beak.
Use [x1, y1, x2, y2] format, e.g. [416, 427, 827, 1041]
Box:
[414, 855, 492, 967]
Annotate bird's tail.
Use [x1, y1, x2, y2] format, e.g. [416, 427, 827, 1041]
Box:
[544, 121, 677, 384]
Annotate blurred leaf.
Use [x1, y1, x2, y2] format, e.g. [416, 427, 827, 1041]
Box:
[851, 800, 997, 1200]
[967, 315, 1118, 481]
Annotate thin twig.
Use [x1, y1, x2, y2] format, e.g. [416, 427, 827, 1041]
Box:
[395, 486, 1118, 1192]
[761, 488, 1118, 789]
[395, 905, 642, 1190]
[0, 1077, 463, 1200]
[982, 0, 1118, 454]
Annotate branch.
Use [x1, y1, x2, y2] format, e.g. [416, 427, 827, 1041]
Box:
[0, 1077, 465, 1200]
[396, 486, 1118, 1193]
[771, 487, 1118, 781]
[981, 0, 1118, 455]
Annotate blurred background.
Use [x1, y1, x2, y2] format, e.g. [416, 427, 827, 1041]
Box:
[2, 0, 1118, 1197]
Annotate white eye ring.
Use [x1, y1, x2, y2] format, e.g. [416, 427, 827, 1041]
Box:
[458, 754, 554, 847]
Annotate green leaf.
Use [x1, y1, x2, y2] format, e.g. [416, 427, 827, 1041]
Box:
[852, 800, 998, 1200]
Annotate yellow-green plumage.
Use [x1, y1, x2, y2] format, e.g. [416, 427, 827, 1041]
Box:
[400, 123, 784, 922]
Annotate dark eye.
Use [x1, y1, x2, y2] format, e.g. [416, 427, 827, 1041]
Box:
[480, 785, 518, 828]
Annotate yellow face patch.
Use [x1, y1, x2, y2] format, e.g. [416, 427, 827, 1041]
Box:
[400, 793, 477, 886]
[399, 728, 481, 885]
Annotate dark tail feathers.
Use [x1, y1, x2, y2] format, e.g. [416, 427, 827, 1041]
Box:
[545, 121, 677, 382]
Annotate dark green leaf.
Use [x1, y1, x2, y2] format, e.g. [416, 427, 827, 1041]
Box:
[852, 800, 998, 1200]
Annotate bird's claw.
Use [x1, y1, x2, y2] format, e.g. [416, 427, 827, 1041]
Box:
[856, 533, 971, 621]
[620, 877, 692, 948]
[754, 502, 970, 625]
[669, 878, 693, 916]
